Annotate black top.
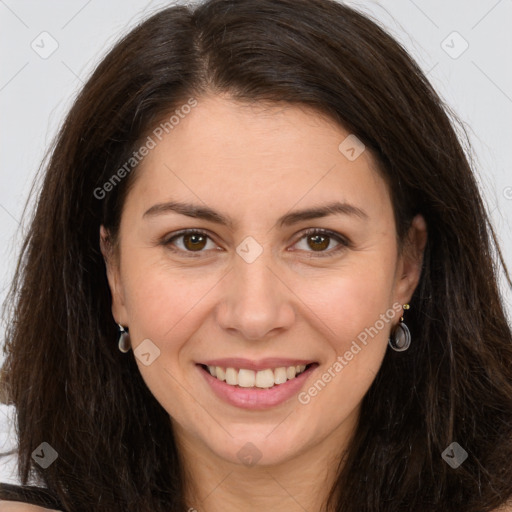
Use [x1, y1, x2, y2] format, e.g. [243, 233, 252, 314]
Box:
[0, 482, 65, 510]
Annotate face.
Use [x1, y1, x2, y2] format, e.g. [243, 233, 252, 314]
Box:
[101, 93, 426, 468]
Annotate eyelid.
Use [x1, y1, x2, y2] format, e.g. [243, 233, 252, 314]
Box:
[162, 227, 350, 257]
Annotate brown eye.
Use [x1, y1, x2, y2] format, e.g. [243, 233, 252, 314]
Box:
[164, 229, 217, 256]
[293, 228, 350, 257]
[182, 232, 208, 251]
[306, 233, 330, 251]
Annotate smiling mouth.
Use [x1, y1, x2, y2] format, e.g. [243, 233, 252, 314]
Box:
[198, 363, 318, 389]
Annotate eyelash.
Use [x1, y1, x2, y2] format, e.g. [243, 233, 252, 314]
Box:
[162, 228, 350, 258]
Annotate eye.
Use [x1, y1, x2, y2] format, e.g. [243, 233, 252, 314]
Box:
[162, 228, 350, 257]
[163, 229, 217, 256]
[291, 228, 349, 257]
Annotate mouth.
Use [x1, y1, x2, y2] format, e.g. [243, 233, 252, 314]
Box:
[198, 362, 318, 389]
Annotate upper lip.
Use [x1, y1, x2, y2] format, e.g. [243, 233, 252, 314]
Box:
[198, 358, 316, 371]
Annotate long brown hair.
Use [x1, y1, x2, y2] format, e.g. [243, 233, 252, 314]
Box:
[1, 0, 512, 510]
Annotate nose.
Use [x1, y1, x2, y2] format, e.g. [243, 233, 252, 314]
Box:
[215, 249, 296, 341]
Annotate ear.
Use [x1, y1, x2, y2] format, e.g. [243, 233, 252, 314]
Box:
[393, 213, 428, 306]
[99, 225, 129, 326]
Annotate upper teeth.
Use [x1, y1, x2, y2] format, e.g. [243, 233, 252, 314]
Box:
[207, 365, 307, 388]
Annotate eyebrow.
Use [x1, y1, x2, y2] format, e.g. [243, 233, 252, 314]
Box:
[143, 200, 368, 228]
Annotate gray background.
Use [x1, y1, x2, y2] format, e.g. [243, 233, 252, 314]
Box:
[1, 0, 511, 484]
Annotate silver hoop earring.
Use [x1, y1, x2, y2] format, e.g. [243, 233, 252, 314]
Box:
[117, 324, 131, 353]
[388, 304, 411, 352]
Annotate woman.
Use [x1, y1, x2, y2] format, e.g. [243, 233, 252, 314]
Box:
[1, 0, 511, 510]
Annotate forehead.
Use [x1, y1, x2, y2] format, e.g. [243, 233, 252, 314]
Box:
[125, 94, 391, 226]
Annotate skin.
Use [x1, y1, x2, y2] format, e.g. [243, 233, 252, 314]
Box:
[99, 93, 428, 512]
[0, 503, 61, 511]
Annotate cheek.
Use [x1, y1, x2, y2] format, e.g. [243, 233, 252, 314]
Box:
[297, 256, 396, 347]
[291, 252, 397, 410]
[121, 261, 219, 345]
[294, 270, 396, 422]
[118, 259, 220, 421]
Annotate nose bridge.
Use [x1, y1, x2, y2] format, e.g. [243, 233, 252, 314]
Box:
[236, 243, 276, 298]
[217, 237, 294, 340]
[234, 232, 277, 290]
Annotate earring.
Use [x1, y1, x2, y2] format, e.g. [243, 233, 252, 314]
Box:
[117, 323, 131, 353]
[388, 304, 411, 352]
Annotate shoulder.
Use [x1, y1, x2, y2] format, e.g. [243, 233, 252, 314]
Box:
[0, 481, 64, 510]
[0, 501, 60, 511]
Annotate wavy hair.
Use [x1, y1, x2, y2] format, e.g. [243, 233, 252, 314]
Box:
[1, 0, 512, 510]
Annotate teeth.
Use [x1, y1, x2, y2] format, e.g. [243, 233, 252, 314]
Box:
[255, 369, 274, 388]
[238, 369, 255, 387]
[216, 367, 226, 381]
[274, 367, 287, 385]
[205, 364, 308, 388]
[225, 367, 238, 385]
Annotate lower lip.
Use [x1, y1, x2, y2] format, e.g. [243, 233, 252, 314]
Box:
[197, 364, 318, 410]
